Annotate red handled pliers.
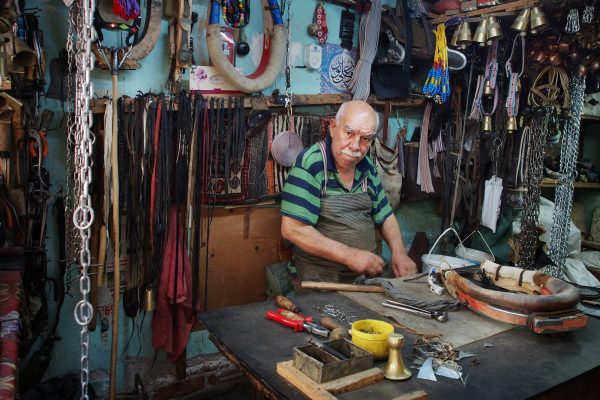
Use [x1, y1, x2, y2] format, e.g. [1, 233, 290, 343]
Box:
[266, 308, 329, 337]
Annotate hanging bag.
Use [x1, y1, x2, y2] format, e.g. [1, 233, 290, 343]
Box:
[373, 138, 402, 210]
[481, 175, 503, 233]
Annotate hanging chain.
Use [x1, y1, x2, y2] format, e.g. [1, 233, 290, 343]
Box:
[547, 76, 586, 278]
[582, 1, 595, 23]
[565, 8, 580, 33]
[518, 107, 551, 269]
[68, 0, 97, 398]
[65, 3, 79, 292]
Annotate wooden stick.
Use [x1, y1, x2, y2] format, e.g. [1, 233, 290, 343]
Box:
[301, 281, 385, 293]
[109, 69, 120, 400]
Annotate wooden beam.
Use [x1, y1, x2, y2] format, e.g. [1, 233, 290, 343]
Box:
[429, 0, 540, 24]
[90, 93, 424, 114]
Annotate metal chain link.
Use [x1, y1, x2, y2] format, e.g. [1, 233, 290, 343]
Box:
[547, 76, 586, 278]
[518, 107, 551, 269]
[68, 0, 97, 398]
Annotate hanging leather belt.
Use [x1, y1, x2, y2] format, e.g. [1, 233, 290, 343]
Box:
[441, 260, 588, 334]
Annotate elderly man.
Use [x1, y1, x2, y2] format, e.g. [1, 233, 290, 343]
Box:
[281, 100, 416, 283]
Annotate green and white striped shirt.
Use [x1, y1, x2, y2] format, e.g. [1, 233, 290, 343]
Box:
[281, 135, 393, 226]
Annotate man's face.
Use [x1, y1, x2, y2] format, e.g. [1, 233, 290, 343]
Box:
[329, 109, 376, 170]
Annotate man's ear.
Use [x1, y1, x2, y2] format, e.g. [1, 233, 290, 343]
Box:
[329, 118, 336, 132]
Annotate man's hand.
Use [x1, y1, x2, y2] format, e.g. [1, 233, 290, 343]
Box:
[390, 252, 417, 277]
[345, 248, 385, 277]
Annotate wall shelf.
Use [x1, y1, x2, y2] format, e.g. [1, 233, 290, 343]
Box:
[429, 0, 541, 24]
[90, 93, 424, 114]
[540, 178, 600, 188]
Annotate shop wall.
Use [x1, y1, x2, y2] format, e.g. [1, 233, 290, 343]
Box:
[31, 0, 437, 395]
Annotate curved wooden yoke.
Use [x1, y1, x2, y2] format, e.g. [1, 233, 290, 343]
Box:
[93, 0, 163, 70]
[207, 0, 286, 93]
[441, 260, 587, 334]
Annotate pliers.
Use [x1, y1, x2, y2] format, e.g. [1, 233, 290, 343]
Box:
[266, 308, 329, 337]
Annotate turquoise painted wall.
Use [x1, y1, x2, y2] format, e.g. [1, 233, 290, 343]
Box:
[34, 0, 420, 395]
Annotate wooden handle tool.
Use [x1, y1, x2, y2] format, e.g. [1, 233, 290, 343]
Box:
[275, 295, 301, 313]
[319, 317, 349, 340]
[301, 281, 385, 293]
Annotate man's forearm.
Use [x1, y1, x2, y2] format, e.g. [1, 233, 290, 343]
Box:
[281, 216, 352, 265]
[379, 214, 407, 255]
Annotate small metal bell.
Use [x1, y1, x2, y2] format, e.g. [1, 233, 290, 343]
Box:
[383, 334, 412, 381]
[486, 16, 504, 44]
[511, 8, 530, 36]
[307, 23, 320, 37]
[506, 116, 518, 133]
[483, 79, 494, 98]
[456, 21, 472, 49]
[530, 6, 549, 34]
[143, 287, 156, 312]
[473, 17, 488, 47]
[450, 24, 460, 47]
[481, 115, 493, 132]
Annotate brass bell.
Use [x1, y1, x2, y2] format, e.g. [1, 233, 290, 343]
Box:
[506, 116, 518, 133]
[473, 17, 488, 47]
[11, 38, 36, 68]
[143, 287, 156, 312]
[307, 23, 320, 37]
[486, 16, 503, 44]
[529, 6, 549, 34]
[450, 25, 460, 47]
[456, 21, 473, 49]
[481, 115, 493, 132]
[383, 333, 412, 381]
[483, 79, 494, 98]
[511, 8, 530, 36]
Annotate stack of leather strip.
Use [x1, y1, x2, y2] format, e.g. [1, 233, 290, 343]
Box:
[440, 260, 588, 334]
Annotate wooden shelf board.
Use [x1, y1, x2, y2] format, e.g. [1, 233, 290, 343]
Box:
[90, 93, 424, 114]
[540, 178, 600, 189]
[582, 114, 600, 122]
[429, 0, 540, 24]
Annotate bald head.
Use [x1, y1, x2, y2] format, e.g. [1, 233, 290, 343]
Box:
[329, 100, 377, 172]
[335, 100, 377, 125]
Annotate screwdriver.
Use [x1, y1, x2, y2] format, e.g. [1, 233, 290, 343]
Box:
[275, 295, 302, 314]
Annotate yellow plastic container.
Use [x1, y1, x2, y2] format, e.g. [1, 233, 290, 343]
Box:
[350, 319, 394, 360]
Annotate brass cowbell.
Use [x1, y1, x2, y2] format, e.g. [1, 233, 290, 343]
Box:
[481, 115, 493, 132]
[486, 16, 503, 44]
[511, 8, 530, 36]
[383, 333, 412, 381]
[473, 17, 488, 47]
[450, 24, 460, 47]
[529, 6, 549, 34]
[483, 79, 494, 98]
[506, 116, 518, 132]
[456, 21, 472, 49]
[143, 287, 156, 312]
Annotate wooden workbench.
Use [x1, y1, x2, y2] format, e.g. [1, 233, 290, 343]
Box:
[197, 291, 600, 399]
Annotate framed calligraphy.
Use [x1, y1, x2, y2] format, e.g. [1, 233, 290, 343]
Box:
[320, 44, 356, 94]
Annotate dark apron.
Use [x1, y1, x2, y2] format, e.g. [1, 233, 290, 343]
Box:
[293, 142, 377, 283]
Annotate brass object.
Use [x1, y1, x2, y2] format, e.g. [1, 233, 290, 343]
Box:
[590, 60, 600, 73]
[483, 79, 494, 98]
[383, 334, 411, 381]
[450, 25, 460, 47]
[307, 23, 320, 37]
[558, 41, 572, 55]
[143, 287, 156, 312]
[473, 17, 488, 46]
[486, 16, 503, 44]
[529, 6, 549, 34]
[578, 63, 588, 77]
[0, 41, 8, 85]
[533, 50, 548, 64]
[516, 79, 521, 95]
[11, 38, 36, 68]
[548, 53, 562, 66]
[481, 115, 493, 132]
[511, 8, 530, 36]
[456, 21, 472, 49]
[506, 116, 518, 133]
